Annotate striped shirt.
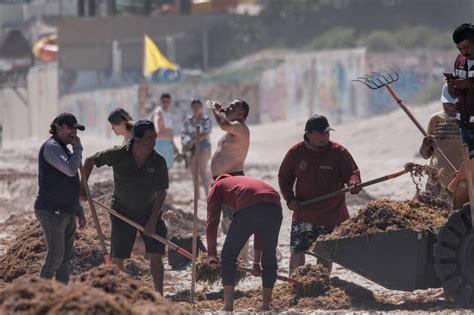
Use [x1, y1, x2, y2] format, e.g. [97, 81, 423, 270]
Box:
[419, 111, 462, 187]
[181, 115, 212, 147]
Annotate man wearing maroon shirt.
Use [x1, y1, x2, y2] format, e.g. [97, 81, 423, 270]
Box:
[206, 175, 283, 312]
[278, 115, 361, 275]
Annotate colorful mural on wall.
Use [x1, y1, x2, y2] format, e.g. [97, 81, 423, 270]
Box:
[59, 48, 454, 138]
[258, 48, 368, 124]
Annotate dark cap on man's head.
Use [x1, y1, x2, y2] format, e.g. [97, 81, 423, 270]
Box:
[133, 119, 155, 138]
[305, 115, 335, 133]
[53, 113, 85, 131]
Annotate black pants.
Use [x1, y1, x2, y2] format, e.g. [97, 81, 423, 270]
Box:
[221, 202, 282, 288]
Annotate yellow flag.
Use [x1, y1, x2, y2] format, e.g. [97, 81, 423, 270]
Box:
[143, 34, 177, 77]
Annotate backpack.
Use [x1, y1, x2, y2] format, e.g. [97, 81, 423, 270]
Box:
[168, 234, 207, 270]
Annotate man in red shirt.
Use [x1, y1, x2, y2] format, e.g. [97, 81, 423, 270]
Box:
[278, 115, 361, 275]
[207, 175, 282, 312]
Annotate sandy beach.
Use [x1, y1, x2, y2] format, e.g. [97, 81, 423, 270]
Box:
[0, 100, 465, 313]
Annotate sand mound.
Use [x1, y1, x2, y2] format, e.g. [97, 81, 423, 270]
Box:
[75, 265, 190, 314]
[0, 270, 190, 315]
[0, 275, 135, 315]
[292, 264, 330, 297]
[0, 221, 103, 282]
[0, 214, 30, 255]
[0, 218, 163, 288]
[76, 265, 158, 303]
[171, 269, 374, 312]
[171, 273, 452, 312]
[124, 255, 150, 278]
[322, 196, 451, 240]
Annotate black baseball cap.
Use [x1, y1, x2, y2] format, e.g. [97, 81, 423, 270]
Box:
[53, 113, 85, 131]
[305, 115, 335, 133]
[133, 119, 156, 138]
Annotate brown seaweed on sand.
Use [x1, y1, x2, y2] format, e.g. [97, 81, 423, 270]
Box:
[0, 275, 136, 315]
[321, 197, 450, 240]
[404, 162, 442, 195]
[195, 254, 247, 284]
[0, 221, 104, 282]
[291, 264, 330, 297]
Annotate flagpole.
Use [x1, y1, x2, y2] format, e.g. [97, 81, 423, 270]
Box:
[142, 34, 146, 79]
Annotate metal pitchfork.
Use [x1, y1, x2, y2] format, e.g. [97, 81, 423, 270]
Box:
[354, 68, 457, 173]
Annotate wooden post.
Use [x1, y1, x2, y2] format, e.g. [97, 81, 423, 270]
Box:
[462, 144, 474, 228]
[191, 125, 201, 304]
[79, 165, 110, 265]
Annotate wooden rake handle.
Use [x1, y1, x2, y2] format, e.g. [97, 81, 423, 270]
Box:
[385, 84, 457, 173]
[79, 165, 110, 265]
[191, 125, 201, 303]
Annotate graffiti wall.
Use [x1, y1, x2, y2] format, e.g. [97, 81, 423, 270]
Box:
[366, 51, 455, 114]
[59, 48, 368, 137]
[60, 87, 141, 138]
[258, 48, 369, 123]
[59, 48, 455, 139]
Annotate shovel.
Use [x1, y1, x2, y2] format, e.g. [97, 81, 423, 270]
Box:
[91, 198, 298, 284]
[300, 168, 408, 207]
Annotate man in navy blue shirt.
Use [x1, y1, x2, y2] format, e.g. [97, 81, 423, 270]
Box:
[34, 113, 87, 284]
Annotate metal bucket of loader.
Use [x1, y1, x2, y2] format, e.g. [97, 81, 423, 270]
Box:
[313, 229, 440, 291]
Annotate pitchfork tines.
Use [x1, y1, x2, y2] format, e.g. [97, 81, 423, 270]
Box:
[353, 67, 399, 89]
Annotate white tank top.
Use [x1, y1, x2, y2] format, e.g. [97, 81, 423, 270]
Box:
[156, 107, 173, 129]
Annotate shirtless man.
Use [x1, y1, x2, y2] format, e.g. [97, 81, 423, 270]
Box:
[210, 99, 251, 262]
[210, 100, 250, 178]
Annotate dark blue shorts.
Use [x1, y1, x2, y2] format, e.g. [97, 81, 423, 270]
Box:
[110, 211, 167, 259]
[190, 139, 211, 156]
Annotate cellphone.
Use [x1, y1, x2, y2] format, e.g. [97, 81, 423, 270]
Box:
[444, 72, 455, 79]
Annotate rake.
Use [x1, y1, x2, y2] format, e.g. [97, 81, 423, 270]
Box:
[354, 68, 457, 173]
